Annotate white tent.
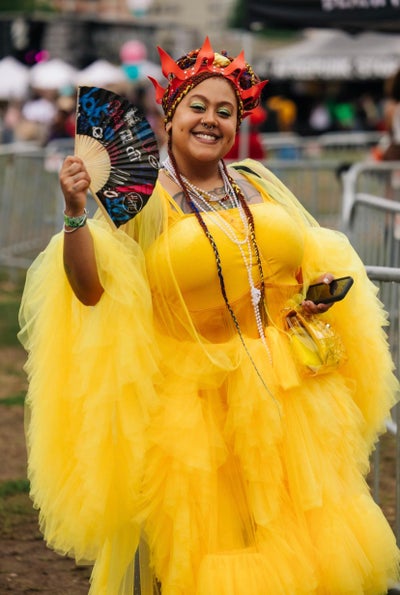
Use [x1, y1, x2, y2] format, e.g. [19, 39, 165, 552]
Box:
[30, 58, 78, 90]
[75, 60, 127, 87]
[258, 29, 400, 80]
[0, 57, 30, 100]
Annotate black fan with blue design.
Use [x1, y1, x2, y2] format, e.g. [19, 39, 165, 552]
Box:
[75, 86, 159, 229]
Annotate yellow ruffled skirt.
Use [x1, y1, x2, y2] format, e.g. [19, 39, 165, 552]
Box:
[19, 220, 400, 594]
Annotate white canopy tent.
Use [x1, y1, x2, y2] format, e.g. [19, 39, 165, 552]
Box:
[74, 58, 162, 89]
[0, 57, 30, 100]
[74, 59, 127, 87]
[257, 29, 400, 80]
[29, 58, 78, 90]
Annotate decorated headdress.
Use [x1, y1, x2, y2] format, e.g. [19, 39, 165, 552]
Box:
[148, 37, 268, 125]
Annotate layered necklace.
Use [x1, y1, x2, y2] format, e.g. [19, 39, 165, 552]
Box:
[162, 155, 272, 365]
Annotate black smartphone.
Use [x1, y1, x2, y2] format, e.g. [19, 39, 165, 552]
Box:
[305, 276, 354, 305]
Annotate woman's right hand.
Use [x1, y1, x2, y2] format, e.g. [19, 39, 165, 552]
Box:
[60, 156, 91, 214]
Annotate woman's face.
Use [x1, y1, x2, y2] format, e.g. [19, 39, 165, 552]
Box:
[167, 77, 238, 168]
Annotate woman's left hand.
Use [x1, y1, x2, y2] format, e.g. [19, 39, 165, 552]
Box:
[301, 273, 335, 315]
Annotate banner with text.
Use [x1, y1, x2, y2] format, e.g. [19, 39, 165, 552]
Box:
[247, 0, 400, 32]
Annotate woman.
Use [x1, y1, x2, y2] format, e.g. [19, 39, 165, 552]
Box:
[19, 38, 400, 594]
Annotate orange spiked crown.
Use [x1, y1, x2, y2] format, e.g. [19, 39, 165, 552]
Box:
[148, 37, 268, 124]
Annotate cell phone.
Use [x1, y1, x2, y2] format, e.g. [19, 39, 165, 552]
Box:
[305, 276, 354, 305]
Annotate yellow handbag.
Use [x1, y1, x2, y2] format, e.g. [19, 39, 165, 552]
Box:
[285, 308, 346, 376]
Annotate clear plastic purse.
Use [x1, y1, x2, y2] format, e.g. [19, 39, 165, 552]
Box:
[285, 308, 346, 376]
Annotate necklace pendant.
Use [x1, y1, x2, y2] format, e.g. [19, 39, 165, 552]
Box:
[251, 286, 261, 307]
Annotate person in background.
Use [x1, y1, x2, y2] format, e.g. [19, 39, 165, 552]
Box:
[265, 94, 297, 133]
[224, 104, 266, 160]
[19, 37, 400, 594]
[15, 91, 57, 145]
[381, 69, 400, 161]
[45, 94, 76, 145]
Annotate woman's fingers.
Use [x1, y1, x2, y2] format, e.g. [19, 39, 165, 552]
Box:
[301, 300, 332, 315]
[60, 156, 91, 210]
[301, 273, 336, 314]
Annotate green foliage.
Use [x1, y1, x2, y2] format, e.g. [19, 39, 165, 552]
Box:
[0, 267, 25, 348]
[0, 393, 25, 406]
[0, 0, 36, 10]
[228, 0, 247, 29]
[228, 0, 303, 40]
[0, 486, 34, 536]
[0, 479, 30, 499]
[0, 301, 21, 347]
[0, 0, 54, 12]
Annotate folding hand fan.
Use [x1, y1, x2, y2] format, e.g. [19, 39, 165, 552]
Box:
[75, 86, 160, 229]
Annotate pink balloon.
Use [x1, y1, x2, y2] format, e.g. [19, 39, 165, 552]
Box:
[120, 40, 147, 64]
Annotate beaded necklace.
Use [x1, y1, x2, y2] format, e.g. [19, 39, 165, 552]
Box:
[179, 169, 230, 203]
[162, 156, 272, 364]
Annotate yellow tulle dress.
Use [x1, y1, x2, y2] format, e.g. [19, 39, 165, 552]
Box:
[19, 159, 400, 594]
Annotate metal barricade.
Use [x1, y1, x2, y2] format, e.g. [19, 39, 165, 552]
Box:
[341, 165, 400, 543]
[0, 147, 62, 269]
[262, 131, 383, 162]
[266, 158, 344, 229]
[341, 161, 400, 267]
[316, 131, 383, 161]
[0, 145, 98, 269]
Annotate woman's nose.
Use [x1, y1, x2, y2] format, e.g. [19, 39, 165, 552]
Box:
[201, 111, 217, 129]
[201, 116, 215, 130]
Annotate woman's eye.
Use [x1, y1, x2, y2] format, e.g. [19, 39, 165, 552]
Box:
[217, 108, 232, 118]
[190, 102, 206, 112]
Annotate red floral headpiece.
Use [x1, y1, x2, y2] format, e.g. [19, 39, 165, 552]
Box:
[148, 37, 268, 124]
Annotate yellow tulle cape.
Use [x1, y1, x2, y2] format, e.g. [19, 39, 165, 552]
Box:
[19, 159, 400, 594]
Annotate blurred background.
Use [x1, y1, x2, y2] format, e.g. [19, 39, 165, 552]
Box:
[0, 0, 400, 150]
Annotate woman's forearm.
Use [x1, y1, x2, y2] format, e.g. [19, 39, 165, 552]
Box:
[60, 155, 104, 306]
[63, 223, 104, 306]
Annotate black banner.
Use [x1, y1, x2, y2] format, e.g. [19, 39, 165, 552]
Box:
[247, 0, 400, 33]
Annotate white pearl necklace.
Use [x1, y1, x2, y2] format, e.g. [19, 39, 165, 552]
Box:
[162, 156, 272, 364]
[180, 169, 230, 203]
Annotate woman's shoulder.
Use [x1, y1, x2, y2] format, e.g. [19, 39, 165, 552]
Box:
[227, 159, 282, 197]
[228, 158, 268, 178]
[228, 159, 320, 228]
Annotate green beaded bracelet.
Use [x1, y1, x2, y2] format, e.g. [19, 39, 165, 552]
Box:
[63, 208, 88, 230]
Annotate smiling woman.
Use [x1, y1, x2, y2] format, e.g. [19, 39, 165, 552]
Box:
[19, 36, 400, 595]
[162, 78, 238, 179]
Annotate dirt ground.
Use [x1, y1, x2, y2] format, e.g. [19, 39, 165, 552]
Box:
[0, 273, 92, 593]
[0, 346, 92, 594]
[0, 275, 398, 594]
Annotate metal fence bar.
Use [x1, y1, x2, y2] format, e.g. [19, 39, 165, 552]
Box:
[261, 131, 383, 161]
[342, 161, 400, 231]
[339, 163, 400, 546]
[0, 148, 63, 269]
[265, 158, 345, 229]
[341, 162, 400, 270]
[0, 146, 100, 269]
